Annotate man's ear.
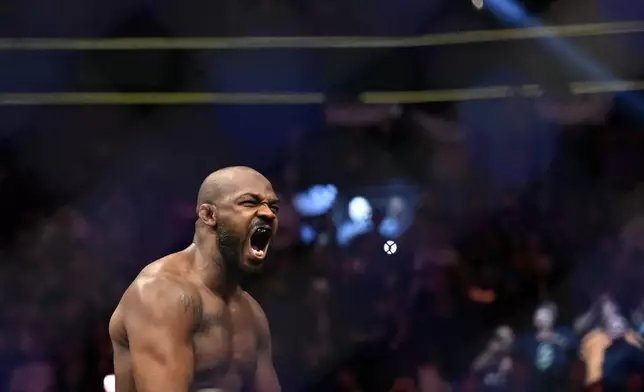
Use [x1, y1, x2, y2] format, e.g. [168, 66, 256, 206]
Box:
[197, 203, 217, 228]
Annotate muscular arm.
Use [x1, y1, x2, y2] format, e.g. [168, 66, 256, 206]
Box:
[123, 276, 201, 392]
[245, 292, 281, 392]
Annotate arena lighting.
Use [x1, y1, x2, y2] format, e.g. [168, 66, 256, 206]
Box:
[300, 224, 317, 245]
[292, 184, 338, 216]
[473, 0, 558, 13]
[388, 196, 406, 217]
[348, 196, 372, 223]
[103, 374, 115, 392]
[379, 196, 406, 238]
[468, 287, 496, 303]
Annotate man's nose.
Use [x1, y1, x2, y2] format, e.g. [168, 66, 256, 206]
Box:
[257, 204, 276, 221]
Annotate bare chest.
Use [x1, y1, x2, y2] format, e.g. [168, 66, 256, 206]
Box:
[191, 295, 259, 391]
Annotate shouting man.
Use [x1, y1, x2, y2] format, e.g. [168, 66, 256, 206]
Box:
[109, 166, 281, 392]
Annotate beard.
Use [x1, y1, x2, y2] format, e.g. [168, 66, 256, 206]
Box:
[217, 223, 243, 267]
[217, 223, 263, 273]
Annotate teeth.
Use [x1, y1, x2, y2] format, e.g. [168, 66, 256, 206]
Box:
[252, 249, 265, 258]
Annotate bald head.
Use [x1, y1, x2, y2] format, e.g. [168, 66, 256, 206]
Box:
[197, 166, 268, 206]
[194, 166, 279, 272]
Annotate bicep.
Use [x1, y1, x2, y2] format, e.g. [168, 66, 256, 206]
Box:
[129, 321, 195, 392]
[125, 280, 199, 392]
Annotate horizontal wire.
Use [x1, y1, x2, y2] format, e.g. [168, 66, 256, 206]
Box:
[0, 81, 640, 105]
[0, 22, 642, 50]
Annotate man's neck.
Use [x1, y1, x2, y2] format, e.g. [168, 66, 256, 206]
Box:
[190, 237, 240, 299]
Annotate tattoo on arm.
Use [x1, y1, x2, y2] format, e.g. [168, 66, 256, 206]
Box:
[200, 313, 223, 329]
[180, 293, 203, 320]
[179, 293, 223, 331]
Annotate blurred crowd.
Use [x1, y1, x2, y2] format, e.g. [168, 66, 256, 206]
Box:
[1, 98, 644, 392]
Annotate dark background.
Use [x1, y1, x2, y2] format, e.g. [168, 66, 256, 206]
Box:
[2, 0, 644, 390]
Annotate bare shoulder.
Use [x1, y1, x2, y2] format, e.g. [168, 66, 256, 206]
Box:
[129, 273, 201, 317]
[117, 271, 203, 334]
[241, 291, 270, 335]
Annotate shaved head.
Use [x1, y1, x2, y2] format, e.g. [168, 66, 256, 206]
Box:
[195, 166, 279, 272]
[197, 166, 267, 207]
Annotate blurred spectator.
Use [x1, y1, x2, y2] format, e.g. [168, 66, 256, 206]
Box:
[2, 76, 644, 392]
[0, 328, 18, 392]
[471, 326, 515, 392]
[515, 303, 578, 392]
[8, 331, 55, 392]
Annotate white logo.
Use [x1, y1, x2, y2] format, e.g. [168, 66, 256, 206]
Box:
[384, 240, 398, 255]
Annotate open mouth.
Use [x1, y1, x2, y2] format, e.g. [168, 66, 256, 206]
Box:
[249, 226, 273, 259]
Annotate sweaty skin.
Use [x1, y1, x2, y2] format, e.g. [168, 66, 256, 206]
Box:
[109, 167, 281, 392]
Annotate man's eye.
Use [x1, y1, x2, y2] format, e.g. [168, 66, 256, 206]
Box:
[242, 200, 258, 206]
[270, 205, 280, 213]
